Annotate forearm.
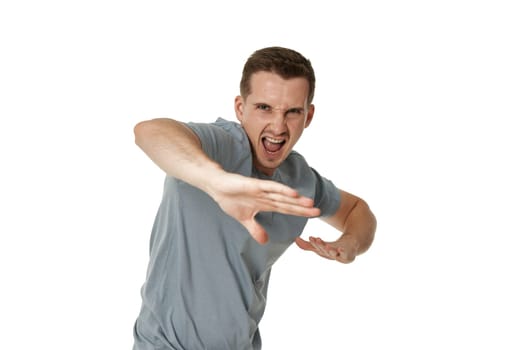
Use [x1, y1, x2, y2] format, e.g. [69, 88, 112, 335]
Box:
[342, 199, 376, 255]
[134, 118, 225, 193]
[299, 195, 376, 263]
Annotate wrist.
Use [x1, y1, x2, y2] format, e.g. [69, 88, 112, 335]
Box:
[198, 162, 228, 200]
[339, 233, 361, 255]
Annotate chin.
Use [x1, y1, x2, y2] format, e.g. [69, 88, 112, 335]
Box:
[254, 159, 279, 176]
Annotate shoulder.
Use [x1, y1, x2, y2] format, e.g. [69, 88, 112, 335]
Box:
[280, 150, 309, 177]
[278, 151, 315, 192]
[213, 118, 247, 143]
[186, 118, 252, 174]
[186, 118, 248, 147]
[280, 151, 341, 217]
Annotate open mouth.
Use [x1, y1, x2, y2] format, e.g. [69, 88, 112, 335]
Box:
[262, 136, 286, 154]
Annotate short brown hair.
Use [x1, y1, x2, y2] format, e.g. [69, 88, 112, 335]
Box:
[240, 47, 316, 104]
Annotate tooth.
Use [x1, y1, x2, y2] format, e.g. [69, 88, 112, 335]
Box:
[266, 137, 284, 143]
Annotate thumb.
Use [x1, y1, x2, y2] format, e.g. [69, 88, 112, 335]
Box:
[242, 218, 269, 245]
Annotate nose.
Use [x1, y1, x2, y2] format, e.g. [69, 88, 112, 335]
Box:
[268, 110, 287, 134]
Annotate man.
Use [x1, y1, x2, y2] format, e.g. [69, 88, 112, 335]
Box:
[132, 46, 376, 350]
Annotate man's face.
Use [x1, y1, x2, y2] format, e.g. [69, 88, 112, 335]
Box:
[235, 71, 314, 176]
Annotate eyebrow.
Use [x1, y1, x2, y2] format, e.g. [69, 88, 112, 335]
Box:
[252, 102, 305, 112]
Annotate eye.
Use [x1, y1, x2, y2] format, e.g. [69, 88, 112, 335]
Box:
[287, 108, 304, 116]
[256, 104, 271, 111]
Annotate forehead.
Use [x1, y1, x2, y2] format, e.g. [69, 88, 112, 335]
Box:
[248, 71, 309, 105]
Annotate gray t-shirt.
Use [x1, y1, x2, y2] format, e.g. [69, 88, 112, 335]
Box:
[133, 118, 340, 350]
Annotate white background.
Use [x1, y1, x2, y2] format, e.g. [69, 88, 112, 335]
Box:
[1, 1, 524, 349]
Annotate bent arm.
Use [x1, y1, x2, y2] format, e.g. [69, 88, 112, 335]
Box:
[133, 118, 320, 244]
[296, 189, 376, 263]
[322, 190, 377, 256]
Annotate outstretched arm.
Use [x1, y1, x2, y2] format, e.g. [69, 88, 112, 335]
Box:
[134, 118, 220, 189]
[134, 118, 320, 244]
[295, 190, 376, 263]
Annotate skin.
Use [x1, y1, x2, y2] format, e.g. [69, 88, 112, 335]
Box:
[134, 71, 376, 262]
[234, 71, 314, 177]
[234, 71, 376, 262]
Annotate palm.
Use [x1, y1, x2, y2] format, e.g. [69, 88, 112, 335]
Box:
[211, 173, 320, 244]
[295, 236, 358, 264]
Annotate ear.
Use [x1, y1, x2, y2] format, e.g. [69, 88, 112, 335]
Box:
[234, 95, 244, 122]
[304, 104, 315, 128]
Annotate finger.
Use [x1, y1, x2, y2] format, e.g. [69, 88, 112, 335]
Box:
[258, 180, 299, 198]
[270, 204, 321, 218]
[258, 197, 321, 217]
[257, 180, 320, 210]
[309, 237, 331, 259]
[314, 237, 342, 259]
[294, 237, 316, 252]
[264, 192, 315, 207]
[254, 181, 322, 217]
[309, 237, 332, 259]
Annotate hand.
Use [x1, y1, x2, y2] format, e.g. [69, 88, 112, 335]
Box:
[295, 235, 359, 264]
[209, 172, 321, 244]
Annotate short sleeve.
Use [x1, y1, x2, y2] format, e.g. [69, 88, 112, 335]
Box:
[185, 118, 252, 174]
[311, 167, 341, 217]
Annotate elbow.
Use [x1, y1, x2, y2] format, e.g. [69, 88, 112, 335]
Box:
[134, 119, 164, 149]
[357, 200, 377, 255]
[134, 120, 151, 148]
[364, 212, 377, 253]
